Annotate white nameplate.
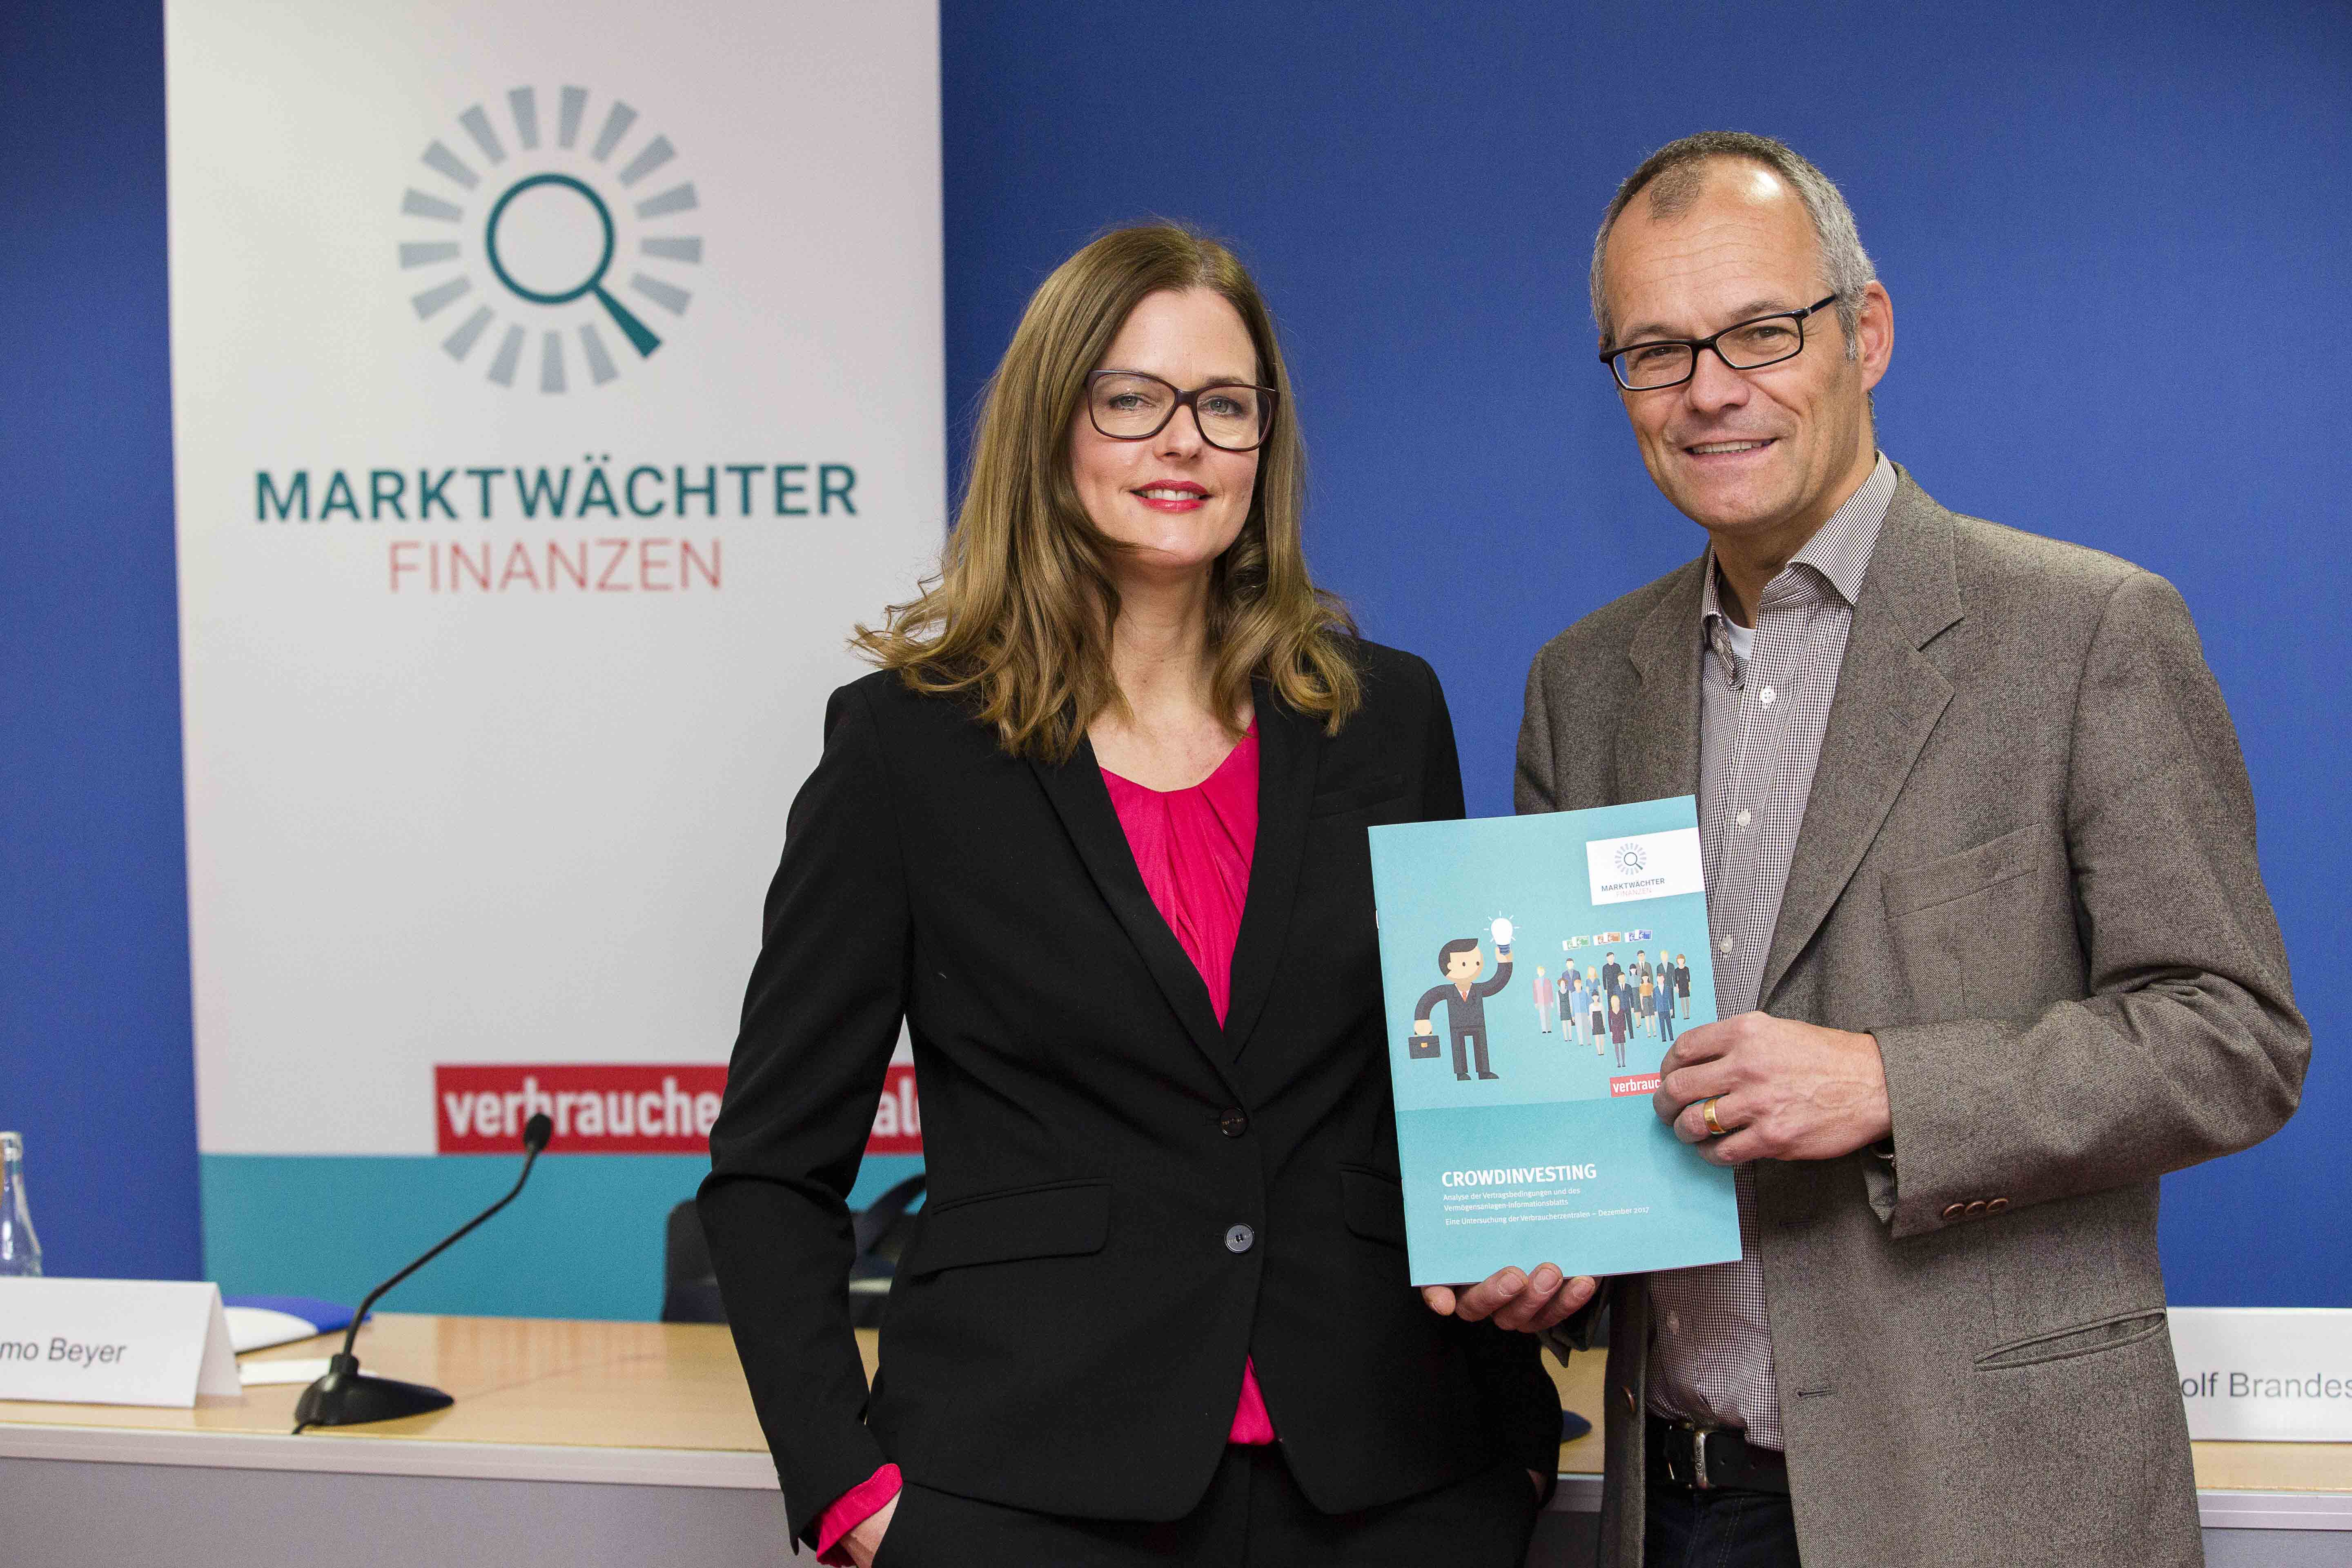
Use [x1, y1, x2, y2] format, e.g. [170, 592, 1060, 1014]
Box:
[2171, 1306, 2352, 1442]
[0, 1278, 242, 1407]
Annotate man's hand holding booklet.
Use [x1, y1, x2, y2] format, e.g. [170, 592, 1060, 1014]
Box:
[1367, 795, 1739, 1326]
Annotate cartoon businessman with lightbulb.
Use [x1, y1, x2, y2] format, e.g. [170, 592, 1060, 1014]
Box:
[1411, 917, 1515, 1082]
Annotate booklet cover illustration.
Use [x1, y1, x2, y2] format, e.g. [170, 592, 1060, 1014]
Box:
[1368, 796, 1740, 1285]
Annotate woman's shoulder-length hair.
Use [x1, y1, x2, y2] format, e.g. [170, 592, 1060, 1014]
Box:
[852, 222, 1361, 762]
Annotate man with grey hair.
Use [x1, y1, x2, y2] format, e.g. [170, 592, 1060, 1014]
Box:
[1421, 131, 2306, 1566]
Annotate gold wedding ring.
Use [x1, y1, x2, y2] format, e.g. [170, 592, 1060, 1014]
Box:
[1702, 1096, 1730, 1138]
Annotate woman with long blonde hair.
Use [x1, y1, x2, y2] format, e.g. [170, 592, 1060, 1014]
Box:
[702, 224, 1557, 1566]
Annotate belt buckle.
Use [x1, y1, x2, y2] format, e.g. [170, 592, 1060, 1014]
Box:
[1660, 1421, 1717, 1491]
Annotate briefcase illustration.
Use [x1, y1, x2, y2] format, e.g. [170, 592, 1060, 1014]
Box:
[1406, 1031, 1440, 1060]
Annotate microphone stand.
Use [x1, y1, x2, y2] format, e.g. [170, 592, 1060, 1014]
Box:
[293, 1114, 552, 1431]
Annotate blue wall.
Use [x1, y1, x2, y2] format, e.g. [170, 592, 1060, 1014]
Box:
[939, 0, 2351, 1307]
[0, 0, 198, 1283]
[3, 0, 2345, 1310]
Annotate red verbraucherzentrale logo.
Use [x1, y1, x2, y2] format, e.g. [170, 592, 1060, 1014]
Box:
[1609, 1074, 1662, 1097]
[867, 1062, 921, 1154]
[434, 1063, 921, 1154]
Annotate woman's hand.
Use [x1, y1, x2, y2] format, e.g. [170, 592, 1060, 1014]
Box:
[1421, 1265, 1597, 1332]
[842, 1492, 898, 1568]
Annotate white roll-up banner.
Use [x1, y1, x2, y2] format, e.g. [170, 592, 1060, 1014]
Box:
[166, 0, 940, 1317]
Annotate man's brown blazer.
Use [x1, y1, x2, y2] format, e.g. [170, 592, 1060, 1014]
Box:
[1517, 466, 2307, 1568]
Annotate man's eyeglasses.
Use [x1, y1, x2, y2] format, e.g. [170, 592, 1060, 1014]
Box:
[1598, 293, 1842, 391]
[1085, 371, 1278, 452]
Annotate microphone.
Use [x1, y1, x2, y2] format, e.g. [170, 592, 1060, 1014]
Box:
[293, 1112, 554, 1431]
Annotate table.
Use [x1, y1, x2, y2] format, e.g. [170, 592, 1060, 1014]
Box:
[0, 1314, 802, 1567]
[0, 1314, 2344, 1566]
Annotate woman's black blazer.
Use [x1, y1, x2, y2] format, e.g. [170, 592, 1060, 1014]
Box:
[700, 640, 1559, 1546]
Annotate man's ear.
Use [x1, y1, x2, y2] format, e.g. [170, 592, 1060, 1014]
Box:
[1855, 280, 1894, 391]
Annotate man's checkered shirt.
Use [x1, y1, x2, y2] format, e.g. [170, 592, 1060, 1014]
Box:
[1644, 455, 1896, 1451]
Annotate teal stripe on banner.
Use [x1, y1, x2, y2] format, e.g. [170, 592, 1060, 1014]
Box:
[200, 1153, 925, 1321]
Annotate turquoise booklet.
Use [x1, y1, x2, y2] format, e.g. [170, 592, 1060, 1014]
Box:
[1368, 796, 1740, 1285]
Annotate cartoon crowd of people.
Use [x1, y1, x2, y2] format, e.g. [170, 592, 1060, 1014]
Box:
[1533, 946, 1690, 1068]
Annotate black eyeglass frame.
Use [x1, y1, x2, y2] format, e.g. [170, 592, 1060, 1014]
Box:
[1083, 370, 1280, 452]
[1597, 293, 1843, 391]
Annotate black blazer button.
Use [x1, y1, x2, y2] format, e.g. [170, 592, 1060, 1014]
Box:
[1220, 1109, 1250, 1137]
[1225, 1224, 1256, 1254]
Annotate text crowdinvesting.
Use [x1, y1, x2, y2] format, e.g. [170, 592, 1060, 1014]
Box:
[1441, 1164, 1599, 1187]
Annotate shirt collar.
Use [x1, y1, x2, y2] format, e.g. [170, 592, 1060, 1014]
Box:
[1699, 453, 1896, 637]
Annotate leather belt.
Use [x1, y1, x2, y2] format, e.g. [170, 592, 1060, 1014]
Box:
[1646, 1415, 1789, 1494]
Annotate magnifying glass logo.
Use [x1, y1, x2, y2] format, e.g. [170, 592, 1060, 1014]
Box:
[483, 173, 662, 357]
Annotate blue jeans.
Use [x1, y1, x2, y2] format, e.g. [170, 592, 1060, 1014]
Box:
[1645, 1483, 1802, 1568]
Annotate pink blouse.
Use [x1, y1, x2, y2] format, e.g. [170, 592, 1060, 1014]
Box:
[814, 731, 1267, 1563]
[1100, 730, 1275, 1443]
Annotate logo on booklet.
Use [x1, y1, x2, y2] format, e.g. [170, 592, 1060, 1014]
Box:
[1586, 825, 1703, 906]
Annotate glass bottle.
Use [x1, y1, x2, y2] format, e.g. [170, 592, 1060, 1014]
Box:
[0, 1131, 41, 1277]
